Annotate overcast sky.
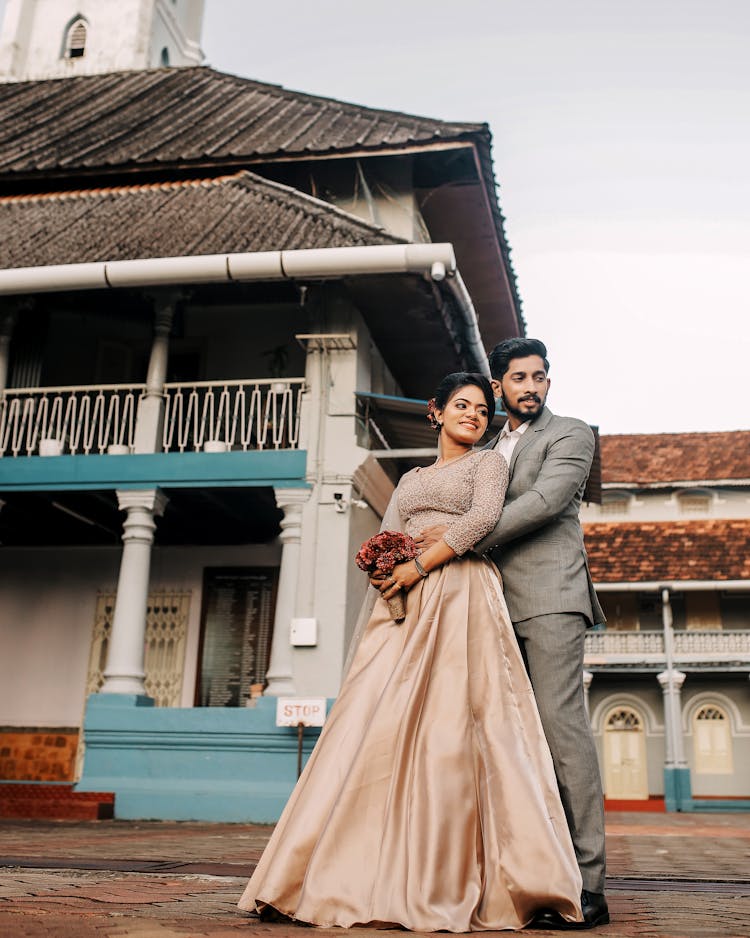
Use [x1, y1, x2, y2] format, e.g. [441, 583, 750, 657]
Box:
[3, 0, 748, 434]
[200, 0, 749, 435]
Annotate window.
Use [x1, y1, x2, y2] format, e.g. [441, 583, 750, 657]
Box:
[693, 705, 733, 774]
[64, 17, 88, 59]
[599, 592, 639, 631]
[600, 492, 631, 516]
[685, 592, 721, 631]
[160, 47, 170, 66]
[676, 490, 712, 514]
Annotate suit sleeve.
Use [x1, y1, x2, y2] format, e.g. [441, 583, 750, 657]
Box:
[474, 421, 594, 552]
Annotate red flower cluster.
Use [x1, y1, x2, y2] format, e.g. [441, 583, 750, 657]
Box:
[426, 397, 440, 430]
[355, 530, 418, 574]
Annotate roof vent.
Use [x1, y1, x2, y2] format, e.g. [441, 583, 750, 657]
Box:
[64, 18, 88, 59]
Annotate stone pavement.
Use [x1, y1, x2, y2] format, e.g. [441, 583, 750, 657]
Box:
[1, 811, 749, 937]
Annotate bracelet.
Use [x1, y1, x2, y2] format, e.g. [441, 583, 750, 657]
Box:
[414, 557, 429, 578]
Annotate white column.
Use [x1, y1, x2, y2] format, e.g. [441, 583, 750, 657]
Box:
[133, 295, 177, 454]
[100, 489, 168, 695]
[657, 668, 687, 767]
[582, 669, 594, 719]
[264, 488, 310, 696]
[658, 587, 688, 767]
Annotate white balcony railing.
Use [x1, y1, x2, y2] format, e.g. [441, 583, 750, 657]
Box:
[0, 379, 305, 457]
[0, 383, 142, 457]
[584, 629, 750, 667]
[161, 379, 304, 453]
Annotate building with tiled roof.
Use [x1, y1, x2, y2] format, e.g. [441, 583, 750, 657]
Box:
[600, 431, 750, 486]
[585, 520, 750, 584]
[0, 1, 528, 822]
[579, 431, 750, 811]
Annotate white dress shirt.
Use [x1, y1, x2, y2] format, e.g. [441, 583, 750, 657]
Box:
[494, 419, 530, 464]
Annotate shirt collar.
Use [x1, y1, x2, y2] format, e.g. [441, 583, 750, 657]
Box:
[500, 420, 531, 439]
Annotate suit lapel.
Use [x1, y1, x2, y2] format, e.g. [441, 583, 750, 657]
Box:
[483, 429, 503, 452]
[508, 407, 554, 475]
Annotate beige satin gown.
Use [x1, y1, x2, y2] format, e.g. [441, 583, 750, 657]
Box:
[239, 450, 583, 931]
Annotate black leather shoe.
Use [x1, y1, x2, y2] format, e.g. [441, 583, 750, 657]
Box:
[529, 890, 609, 929]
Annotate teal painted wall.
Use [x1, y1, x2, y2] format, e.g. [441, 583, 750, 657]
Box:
[77, 694, 326, 822]
[0, 450, 308, 492]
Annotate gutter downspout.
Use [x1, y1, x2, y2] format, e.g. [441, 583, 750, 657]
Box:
[594, 581, 750, 592]
[444, 271, 491, 378]
[0, 242, 490, 376]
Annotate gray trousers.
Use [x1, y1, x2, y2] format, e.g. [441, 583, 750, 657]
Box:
[514, 612, 606, 894]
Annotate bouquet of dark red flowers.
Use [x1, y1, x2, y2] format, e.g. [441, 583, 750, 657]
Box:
[355, 530, 419, 622]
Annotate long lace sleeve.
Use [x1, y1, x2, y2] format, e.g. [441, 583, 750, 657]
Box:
[443, 450, 509, 556]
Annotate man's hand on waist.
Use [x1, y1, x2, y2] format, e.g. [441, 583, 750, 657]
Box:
[415, 524, 449, 551]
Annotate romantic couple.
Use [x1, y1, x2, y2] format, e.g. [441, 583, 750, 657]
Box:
[239, 337, 609, 932]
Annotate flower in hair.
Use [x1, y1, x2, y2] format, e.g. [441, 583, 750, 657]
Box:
[426, 397, 440, 430]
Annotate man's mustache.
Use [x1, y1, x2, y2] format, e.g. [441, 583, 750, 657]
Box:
[519, 395, 541, 403]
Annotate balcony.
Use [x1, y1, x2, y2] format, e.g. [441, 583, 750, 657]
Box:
[584, 629, 750, 671]
[0, 379, 306, 457]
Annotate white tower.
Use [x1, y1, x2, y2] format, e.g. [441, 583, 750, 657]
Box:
[0, 0, 205, 81]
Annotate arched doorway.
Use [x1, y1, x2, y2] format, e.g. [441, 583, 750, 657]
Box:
[603, 705, 649, 799]
[693, 704, 733, 774]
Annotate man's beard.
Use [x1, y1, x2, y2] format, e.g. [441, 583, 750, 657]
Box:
[503, 393, 545, 423]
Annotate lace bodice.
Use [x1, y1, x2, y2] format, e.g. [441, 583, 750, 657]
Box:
[397, 449, 509, 556]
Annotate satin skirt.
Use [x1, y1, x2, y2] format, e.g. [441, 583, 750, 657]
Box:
[238, 556, 583, 931]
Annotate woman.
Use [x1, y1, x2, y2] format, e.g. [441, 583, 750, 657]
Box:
[238, 372, 583, 931]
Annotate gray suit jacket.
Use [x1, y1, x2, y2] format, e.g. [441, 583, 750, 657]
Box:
[475, 407, 605, 627]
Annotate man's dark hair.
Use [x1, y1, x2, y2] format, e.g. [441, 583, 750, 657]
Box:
[488, 338, 550, 380]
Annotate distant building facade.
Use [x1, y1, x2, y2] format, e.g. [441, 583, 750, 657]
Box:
[0, 0, 204, 80]
[581, 432, 750, 810]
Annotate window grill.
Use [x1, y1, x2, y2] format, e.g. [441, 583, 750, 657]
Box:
[606, 707, 642, 731]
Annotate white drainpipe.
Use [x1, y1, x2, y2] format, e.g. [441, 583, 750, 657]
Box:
[445, 271, 491, 378]
[0, 243, 490, 374]
[594, 581, 750, 592]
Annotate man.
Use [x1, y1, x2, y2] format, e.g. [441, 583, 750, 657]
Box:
[418, 337, 608, 930]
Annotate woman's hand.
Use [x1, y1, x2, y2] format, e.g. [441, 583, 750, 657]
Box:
[378, 560, 422, 600]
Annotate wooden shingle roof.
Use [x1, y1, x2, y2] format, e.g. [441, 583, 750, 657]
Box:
[601, 431, 750, 486]
[0, 171, 400, 268]
[0, 67, 484, 175]
[584, 520, 750, 583]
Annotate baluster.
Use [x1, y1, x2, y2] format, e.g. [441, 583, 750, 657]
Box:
[103, 393, 119, 452]
[199, 387, 214, 450]
[88, 390, 105, 454]
[72, 394, 88, 455]
[124, 391, 136, 450]
[186, 387, 201, 452]
[246, 386, 261, 450]
[259, 386, 273, 450]
[233, 385, 246, 451]
[0, 398, 9, 457]
[291, 385, 302, 448]
[217, 386, 231, 446]
[27, 395, 44, 455]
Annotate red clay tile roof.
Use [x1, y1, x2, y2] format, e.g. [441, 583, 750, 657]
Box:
[0, 171, 400, 267]
[584, 520, 750, 582]
[601, 432, 750, 485]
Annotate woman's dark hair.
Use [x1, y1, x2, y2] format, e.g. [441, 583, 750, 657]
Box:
[488, 337, 549, 380]
[427, 372, 495, 429]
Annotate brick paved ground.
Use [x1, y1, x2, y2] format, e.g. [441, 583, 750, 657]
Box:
[1, 812, 749, 937]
